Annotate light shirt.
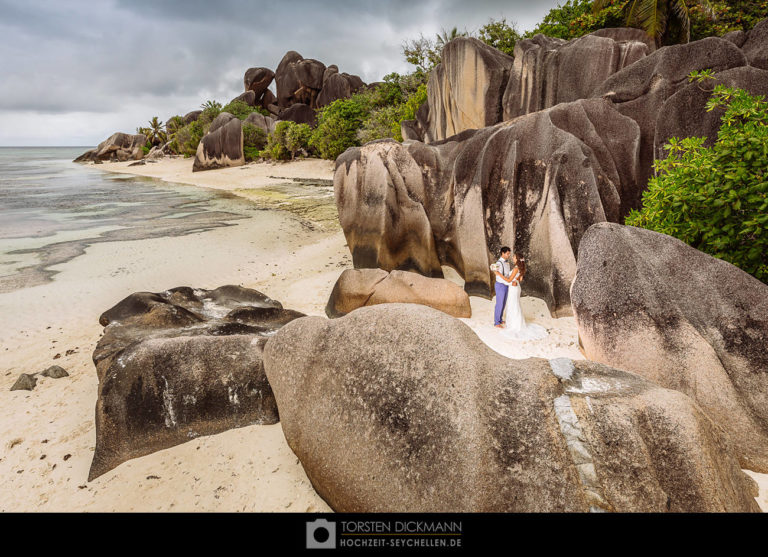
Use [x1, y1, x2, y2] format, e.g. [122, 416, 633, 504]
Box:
[495, 257, 512, 285]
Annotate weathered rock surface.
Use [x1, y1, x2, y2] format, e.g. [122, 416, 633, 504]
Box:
[208, 111, 238, 134]
[503, 32, 649, 121]
[425, 37, 514, 143]
[89, 285, 303, 480]
[274, 50, 364, 112]
[233, 90, 256, 107]
[10, 373, 37, 391]
[192, 117, 243, 172]
[593, 37, 748, 186]
[325, 269, 471, 318]
[336, 98, 641, 316]
[263, 304, 760, 512]
[571, 223, 768, 472]
[742, 18, 768, 69]
[183, 110, 202, 124]
[243, 67, 275, 99]
[244, 111, 277, 135]
[73, 133, 147, 163]
[654, 66, 768, 159]
[40, 365, 69, 378]
[278, 103, 317, 127]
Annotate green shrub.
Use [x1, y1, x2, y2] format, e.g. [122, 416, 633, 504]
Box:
[478, 17, 521, 56]
[626, 83, 768, 282]
[242, 123, 267, 161]
[310, 94, 372, 159]
[264, 121, 313, 160]
[172, 119, 207, 157]
[221, 99, 270, 120]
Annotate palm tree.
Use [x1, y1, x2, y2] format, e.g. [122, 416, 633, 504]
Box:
[200, 100, 222, 111]
[436, 26, 468, 47]
[146, 116, 166, 146]
[593, 0, 715, 47]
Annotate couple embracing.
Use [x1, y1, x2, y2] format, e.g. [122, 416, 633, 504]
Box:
[490, 247, 546, 340]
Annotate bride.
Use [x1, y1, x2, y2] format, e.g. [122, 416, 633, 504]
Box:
[493, 252, 547, 341]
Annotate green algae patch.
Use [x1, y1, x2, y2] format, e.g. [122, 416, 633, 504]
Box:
[234, 181, 340, 231]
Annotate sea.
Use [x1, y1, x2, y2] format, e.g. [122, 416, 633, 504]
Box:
[0, 147, 261, 293]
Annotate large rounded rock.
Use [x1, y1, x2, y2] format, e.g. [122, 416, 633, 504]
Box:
[654, 66, 768, 159]
[316, 72, 352, 108]
[742, 18, 768, 70]
[263, 304, 759, 512]
[208, 111, 238, 134]
[571, 223, 768, 472]
[593, 37, 748, 187]
[183, 110, 202, 124]
[73, 132, 147, 163]
[192, 117, 243, 172]
[325, 268, 471, 318]
[503, 32, 648, 121]
[232, 90, 257, 107]
[336, 98, 641, 316]
[425, 37, 514, 143]
[89, 285, 303, 480]
[244, 111, 277, 135]
[278, 103, 317, 127]
[243, 67, 275, 98]
[275, 50, 306, 108]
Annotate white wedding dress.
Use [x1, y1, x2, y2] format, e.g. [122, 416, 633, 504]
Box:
[502, 282, 548, 341]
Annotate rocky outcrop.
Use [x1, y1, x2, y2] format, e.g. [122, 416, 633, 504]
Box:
[274, 50, 364, 112]
[336, 98, 641, 316]
[243, 67, 275, 100]
[571, 223, 768, 472]
[244, 111, 277, 135]
[502, 32, 649, 121]
[593, 37, 748, 186]
[278, 103, 317, 127]
[208, 111, 238, 134]
[89, 285, 303, 480]
[73, 133, 147, 163]
[325, 268, 471, 318]
[233, 90, 256, 107]
[183, 110, 202, 124]
[263, 304, 760, 512]
[654, 66, 768, 159]
[192, 117, 243, 172]
[742, 18, 768, 69]
[425, 37, 514, 143]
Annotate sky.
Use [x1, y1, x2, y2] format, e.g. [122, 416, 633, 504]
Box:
[0, 0, 562, 146]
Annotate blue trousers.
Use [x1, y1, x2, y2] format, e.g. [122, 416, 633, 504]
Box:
[494, 282, 508, 326]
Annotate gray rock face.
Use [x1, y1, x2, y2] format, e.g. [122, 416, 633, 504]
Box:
[10, 374, 37, 391]
[571, 223, 768, 472]
[89, 285, 303, 480]
[335, 98, 641, 316]
[243, 67, 275, 99]
[208, 111, 238, 134]
[503, 32, 648, 121]
[325, 268, 472, 318]
[73, 133, 147, 163]
[593, 37, 748, 186]
[183, 110, 202, 124]
[40, 365, 69, 378]
[425, 37, 514, 143]
[742, 18, 768, 69]
[654, 66, 768, 159]
[263, 304, 759, 512]
[192, 117, 243, 172]
[278, 103, 317, 127]
[274, 50, 365, 113]
[244, 111, 277, 135]
[233, 90, 256, 107]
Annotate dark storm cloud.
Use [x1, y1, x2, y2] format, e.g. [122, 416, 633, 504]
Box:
[0, 0, 559, 144]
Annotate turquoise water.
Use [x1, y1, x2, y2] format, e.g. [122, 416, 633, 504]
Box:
[0, 147, 262, 292]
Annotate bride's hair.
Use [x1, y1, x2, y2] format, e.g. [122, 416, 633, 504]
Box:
[514, 253, 526, 279]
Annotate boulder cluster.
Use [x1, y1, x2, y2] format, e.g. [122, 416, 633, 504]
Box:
[74, 50, 366, 171]
[343, 22, 768, 316]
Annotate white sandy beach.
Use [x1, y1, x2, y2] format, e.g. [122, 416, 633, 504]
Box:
[1, 157, 764, 512]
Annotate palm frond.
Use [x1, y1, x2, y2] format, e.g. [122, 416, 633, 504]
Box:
[671, 0, 691, 42]
[634, 0, 668, 43]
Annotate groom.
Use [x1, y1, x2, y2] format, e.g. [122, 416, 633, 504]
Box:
[493, 246, 513, 328]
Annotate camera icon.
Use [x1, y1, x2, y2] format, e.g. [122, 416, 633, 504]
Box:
[306, 518, 336, 549]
